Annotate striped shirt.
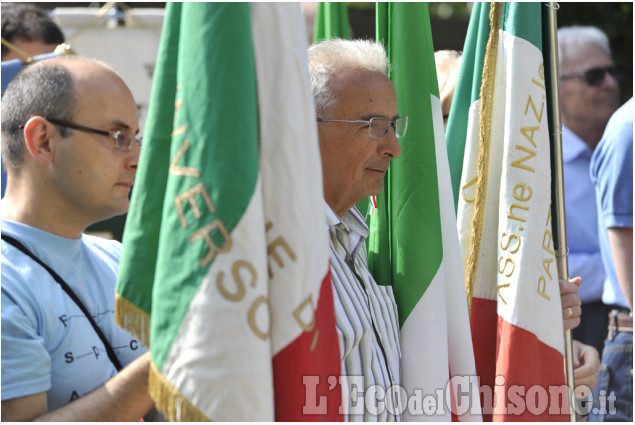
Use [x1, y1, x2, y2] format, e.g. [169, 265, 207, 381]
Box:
[326, 204, 401, 421]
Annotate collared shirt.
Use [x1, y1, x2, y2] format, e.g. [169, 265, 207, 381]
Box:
[590, 98, 633, 308]
[326, 203, 401, 421]
[562, 125, 606, 303]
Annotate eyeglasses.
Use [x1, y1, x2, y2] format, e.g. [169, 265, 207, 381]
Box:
[46, 118, 141, 152]
[317, 116, 409, 139]
[560, 65, 624, 87]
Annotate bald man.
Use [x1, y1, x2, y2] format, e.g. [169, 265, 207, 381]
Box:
[1, 56, 153, 421]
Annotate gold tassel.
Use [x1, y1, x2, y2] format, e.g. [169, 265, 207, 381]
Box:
[115, 294, 151, 347]
[465, 2, 503, 315]
[149, 361, 211, 422]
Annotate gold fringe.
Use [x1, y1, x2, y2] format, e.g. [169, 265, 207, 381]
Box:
[115, 293, 151, 348]
[149, 361, 211, 421]
[465, 2, 502, 315]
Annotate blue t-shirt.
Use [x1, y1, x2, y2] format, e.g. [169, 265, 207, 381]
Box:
[590, 98, 633, 308]
[1, 220, 146, 411]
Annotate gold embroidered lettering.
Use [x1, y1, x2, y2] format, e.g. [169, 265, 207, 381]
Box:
[513, 183, 533, 203]
[498, 256, 515, 278]
[174, 182, 216, 228]
[216, 260, 256, 302]
[524, 95, 544, 123]
[293, 295, 316, 332]
[170, 139, 200, 177]
[520, 126, 539, 149]
[537, 276, 550, 300]
[511, 145, 536, 173]
[190, 219, 232, 267]
[248, 296, 270, 340]
[497, 283, 510, 305]
[461, 176, 478, 203]
[500, 232, 521, 254]
[508, 203, 529, 223]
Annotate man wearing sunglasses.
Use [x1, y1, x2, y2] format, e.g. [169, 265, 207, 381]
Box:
[1, 56, 154, 420]
[558, 26, 622, 359]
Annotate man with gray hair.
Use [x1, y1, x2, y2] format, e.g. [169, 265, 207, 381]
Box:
[1, 56, 153, 420]
[308, 37, 596, 421]
[308, 38, 406, 421]
[558, 25, 622, 356]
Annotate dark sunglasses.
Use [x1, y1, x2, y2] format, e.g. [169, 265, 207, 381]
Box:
[560, 65, 624, 87]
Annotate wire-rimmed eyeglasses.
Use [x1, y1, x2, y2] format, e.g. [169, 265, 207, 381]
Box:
[560, 65, 624, 87]
[44, 117, 141, 152]
[317, 116, 409, 139]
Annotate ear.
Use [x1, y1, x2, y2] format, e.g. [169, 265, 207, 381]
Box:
[23, 116, 55, 164]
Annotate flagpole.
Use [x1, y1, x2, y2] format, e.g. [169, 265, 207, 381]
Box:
[543, 2, 576, 421]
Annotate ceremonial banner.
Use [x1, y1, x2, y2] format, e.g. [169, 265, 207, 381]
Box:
[370, 3, 480, 421]
[115, 3, 341, 421]
[446, 2, 568, 421]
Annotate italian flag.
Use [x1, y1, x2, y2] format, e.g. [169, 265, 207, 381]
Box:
[369, 3, 480, 421]
[115, 3, 341, 421]
[446, 2, 568, 421]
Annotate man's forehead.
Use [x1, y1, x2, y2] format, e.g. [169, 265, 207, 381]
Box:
[72, 71, 138, 127]
[563, 43, 612, 69]
[332, 68, 390, 86]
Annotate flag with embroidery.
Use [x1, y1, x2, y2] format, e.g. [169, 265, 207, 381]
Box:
[369, 3, 480, 421]
[446, 2, 568, 420]
[115, 3, 341, 421]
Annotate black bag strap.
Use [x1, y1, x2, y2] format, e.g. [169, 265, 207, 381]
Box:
[2, 233, 123, 371]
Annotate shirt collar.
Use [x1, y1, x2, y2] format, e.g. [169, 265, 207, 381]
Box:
[562, 125, 592, 162]
[325, 201, 369, 239]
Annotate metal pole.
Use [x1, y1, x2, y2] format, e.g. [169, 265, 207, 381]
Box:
[543, 2, 576, 421]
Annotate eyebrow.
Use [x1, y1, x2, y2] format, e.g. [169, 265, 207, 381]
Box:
[110, 119, 139, 134]
[360, 114, 401, 121]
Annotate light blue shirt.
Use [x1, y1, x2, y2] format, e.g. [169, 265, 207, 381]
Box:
[562, 126, 606, 303]
[590, 98, 633, 308]
[1, 220, 146, 411]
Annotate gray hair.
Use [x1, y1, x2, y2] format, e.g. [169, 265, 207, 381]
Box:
[308, 38, 389, 116]
[558, 26, 611, 68]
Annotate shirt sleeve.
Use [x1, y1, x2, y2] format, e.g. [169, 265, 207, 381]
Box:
[594, 122, 633, 229]
[1, 283, 52, 401]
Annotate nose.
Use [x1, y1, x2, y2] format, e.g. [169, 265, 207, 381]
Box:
[603, 69, 620, 89]
[379, 129, 402, 159]
[125, 141, 140, 172]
